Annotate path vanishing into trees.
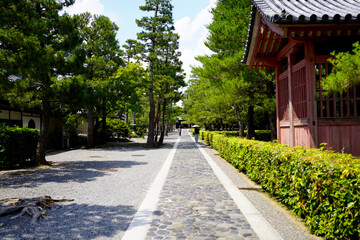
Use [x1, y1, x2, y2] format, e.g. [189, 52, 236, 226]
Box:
[0, 131, 320, 240]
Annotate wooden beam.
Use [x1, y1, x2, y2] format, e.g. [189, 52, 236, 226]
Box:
[262, 17, 285, 37]
[354, 86, 357, 116]
[271, 38, 280, 55]
[275, 64, 281, 144]
[276, 40, 302, 61]
[254, 56, 277, 66]
[265, 31, 275, 55]
[258, 26, 269, 56]
[249, 12, 263, 69]
[288, 54, 295, 147]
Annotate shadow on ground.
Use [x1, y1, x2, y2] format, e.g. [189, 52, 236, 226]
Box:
[0, 160, 147, 189]
[0, 203, 136, 239]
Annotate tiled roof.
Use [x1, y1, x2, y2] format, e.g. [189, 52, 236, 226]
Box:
[243, 0, 360, 64]
[253, 0, 360, 24]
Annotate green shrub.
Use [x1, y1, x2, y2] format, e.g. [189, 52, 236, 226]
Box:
[107, 119, 130, 138]
[0, 124, 39, 167]
[199, 130, 271, 141]
[129, 124, 146, 137]
[200, 130, 360, 240]
[254, 130, 272, 141]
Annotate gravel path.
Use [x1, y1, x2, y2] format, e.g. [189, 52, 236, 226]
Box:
[145, 133, 258, 240]
[0, 137, 176, 240]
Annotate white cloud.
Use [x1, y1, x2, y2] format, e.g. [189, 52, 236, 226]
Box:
[175, 0, 217, 81]
[63, 0, 120, 30]
[64, 0, 105, 15]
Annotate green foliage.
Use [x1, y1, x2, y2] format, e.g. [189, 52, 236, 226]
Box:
[322, 42, 360, 94]
[184, 0, 276, 135]
[0, 0, 81, 164]
[107, 119, 130, 138]
[200, 131, 360, 240]
[129, 125, 146, 138]
[0, 124, 39, 167]
[0, 0, 81, 106]
[110, 63, 147, 112]
[137, 0, 185, 145]
[201, 130, 271, 141]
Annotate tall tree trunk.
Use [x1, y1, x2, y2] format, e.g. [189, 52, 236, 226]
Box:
[154, 95, 162, 142]
[266, 79, 277, 141]
[87, 104, 94, 148]
[125, 108, 128, 124]
[246, 104, 256, 139]
[234, 106, 245, 137]
[35, 98, 50, 166]
[132, 111, 136, 125]
[165, 101, 172, 136]
[101, 98, 107, 144]
[146, 4, 160, 147]
[147, 67, 156, 146]
[159, 97, 168, 143]
[155, 95, 162, 142]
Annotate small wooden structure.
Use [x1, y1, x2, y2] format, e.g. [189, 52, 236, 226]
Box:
[243, 0, 360, 155]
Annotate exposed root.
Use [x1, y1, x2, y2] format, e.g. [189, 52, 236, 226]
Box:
[0, 196, 73, 224]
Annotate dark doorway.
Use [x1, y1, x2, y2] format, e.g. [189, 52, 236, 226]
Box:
[28, 119, 36, 129]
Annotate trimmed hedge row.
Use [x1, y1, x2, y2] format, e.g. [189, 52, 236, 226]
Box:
[196, 130, 272, 141]
[200, 130, 360, 240]
[0, 124, 39, 167]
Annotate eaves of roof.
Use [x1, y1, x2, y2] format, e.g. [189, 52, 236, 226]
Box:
[253, 0, 360, 24]
[243, 0, 360, 64]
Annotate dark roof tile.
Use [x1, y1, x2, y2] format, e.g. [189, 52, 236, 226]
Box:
[242, 1, 360, 63]
[253, 0, 360, 23]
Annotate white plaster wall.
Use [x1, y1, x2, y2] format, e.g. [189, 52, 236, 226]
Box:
[22, 116, 41, 130]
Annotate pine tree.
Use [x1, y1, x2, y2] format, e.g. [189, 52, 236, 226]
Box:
[0, 0, 81, 165]
[74, 13, 122, 147]
[136, 0, 176, 146]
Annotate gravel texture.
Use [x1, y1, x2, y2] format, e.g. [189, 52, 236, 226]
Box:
[0, 137, 175, 240]
[145, 134, 258, 240]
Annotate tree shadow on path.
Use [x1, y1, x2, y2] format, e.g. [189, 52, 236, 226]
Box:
[0, 202, 136, 239]
[0, 160, 147, 189]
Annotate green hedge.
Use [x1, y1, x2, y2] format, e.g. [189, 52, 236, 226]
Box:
[199, 130, 271, 141]
[0, 124, 39, 167]
[200, 130, 360, 240]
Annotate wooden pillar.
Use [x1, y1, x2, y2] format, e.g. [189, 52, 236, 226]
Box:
[288, 54, 295, 147]
[275, 64, 281, 144]
[305, 41, 318, 148]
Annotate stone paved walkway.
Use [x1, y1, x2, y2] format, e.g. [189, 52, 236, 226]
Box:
[145, 131, 259, 240]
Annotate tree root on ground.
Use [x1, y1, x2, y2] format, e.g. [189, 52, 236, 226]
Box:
[0, 196, 74, 224]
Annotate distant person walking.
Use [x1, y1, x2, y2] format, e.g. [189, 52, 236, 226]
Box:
[193, 125, 200, 143]
[178, 126, 181, 136]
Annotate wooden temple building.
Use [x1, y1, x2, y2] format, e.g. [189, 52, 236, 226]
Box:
[243, 0, 360, 155]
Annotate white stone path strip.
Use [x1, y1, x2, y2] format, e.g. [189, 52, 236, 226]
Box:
[122, 137, 181, 240]
[190, 131, 283, 240]
[123, 131, 283, 240]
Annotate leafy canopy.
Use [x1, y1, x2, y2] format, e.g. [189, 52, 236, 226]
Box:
[322, 42, 360, 94]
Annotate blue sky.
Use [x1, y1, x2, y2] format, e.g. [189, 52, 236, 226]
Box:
[64, 0, 217, 80]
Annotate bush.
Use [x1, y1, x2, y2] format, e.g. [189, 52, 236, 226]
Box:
[200, 130, 271, 141]
[0, 124, 39, 167]
[200, 130, 360, 240]
[107, 119, 130, 139]
[129, 124, 146, 138]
